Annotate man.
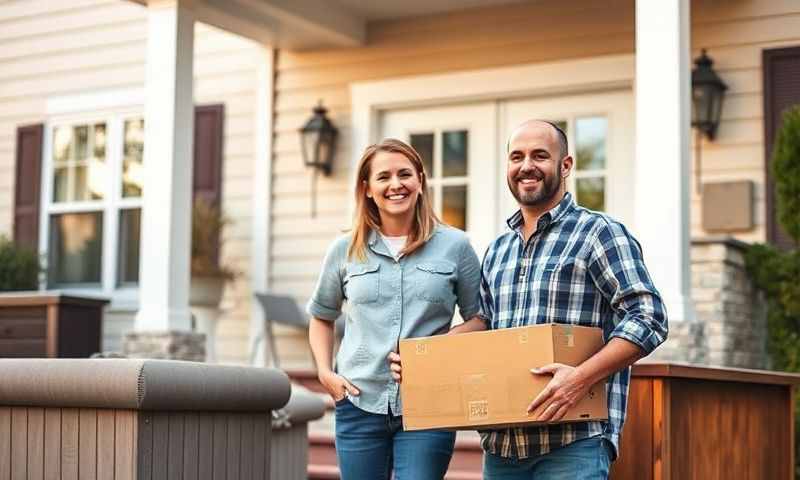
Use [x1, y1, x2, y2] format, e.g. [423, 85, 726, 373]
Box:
[390, 120, 668, 479]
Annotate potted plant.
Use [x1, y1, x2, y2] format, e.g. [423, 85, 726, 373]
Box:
[189, 199, 237, 362]
[0, 235, 41, 292]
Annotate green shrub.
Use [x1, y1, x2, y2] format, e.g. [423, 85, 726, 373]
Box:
[745, 105, 800, 479]
[0, 235, 41, 291]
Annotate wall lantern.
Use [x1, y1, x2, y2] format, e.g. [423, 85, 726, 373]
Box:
[691, 49, 727, 141]
[691, 49, 727, 193]
[299, 101, 338, 217]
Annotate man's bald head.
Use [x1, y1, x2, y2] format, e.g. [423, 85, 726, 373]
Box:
[507, 120, 568, 159]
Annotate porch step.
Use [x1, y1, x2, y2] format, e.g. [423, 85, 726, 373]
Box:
[308, 431, 483, 480]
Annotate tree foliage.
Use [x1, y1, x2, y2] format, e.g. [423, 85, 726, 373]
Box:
[745, 105, 800, 479]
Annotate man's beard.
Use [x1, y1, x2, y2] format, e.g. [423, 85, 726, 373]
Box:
[507, 167, 561, 207]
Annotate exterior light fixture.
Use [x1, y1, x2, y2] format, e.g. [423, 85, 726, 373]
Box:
[691, 49, 727, 140]
[691, 49, 727, 192]
[299, 101, 338, 217]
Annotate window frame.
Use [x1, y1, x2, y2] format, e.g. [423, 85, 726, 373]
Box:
[409, 127, 471, 230]
[39, 106, 144, 308]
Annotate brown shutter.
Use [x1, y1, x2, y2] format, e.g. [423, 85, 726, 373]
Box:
[193, 104, 225, 208]
[763, 46, 800, 250]
[192, 104, 225, 265]
[13, 124, 44, 250]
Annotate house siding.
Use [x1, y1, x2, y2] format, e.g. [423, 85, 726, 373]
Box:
[1, 0, 798, 367]
[0, 0, 260, 363]
[271, 0, 800, 368]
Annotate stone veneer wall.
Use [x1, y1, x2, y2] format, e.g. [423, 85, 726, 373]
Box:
[652, 237, 769, 369]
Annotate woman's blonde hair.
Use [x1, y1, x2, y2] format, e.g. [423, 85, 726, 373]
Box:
[348, 138, 440, 262]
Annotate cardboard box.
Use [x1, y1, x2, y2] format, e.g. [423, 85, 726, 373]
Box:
[399, 324, 608, 431]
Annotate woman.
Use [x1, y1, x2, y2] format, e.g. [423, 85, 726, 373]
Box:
[307, 138, 484, 480]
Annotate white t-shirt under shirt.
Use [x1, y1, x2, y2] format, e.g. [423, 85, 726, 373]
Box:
[380, 234, 407, 260]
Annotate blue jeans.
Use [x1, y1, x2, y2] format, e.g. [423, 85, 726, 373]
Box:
[483, 436, 613, 479]
[334, 398, 455, 480]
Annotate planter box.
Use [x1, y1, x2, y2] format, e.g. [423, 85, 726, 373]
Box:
[0, 292, 108, 358]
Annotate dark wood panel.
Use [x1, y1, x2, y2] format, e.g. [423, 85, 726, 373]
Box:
[0, 408, 10, 480]
[43, 409, 60, 480]
[78, 408, 98, 479]
[611, 378, 653, 480]
[197, 413, 214, 480]
[60, 409, 79, 480]
[137, 412, 154, 480]
[0, 307, 46, 320]
[27, 408, 44, 480]
[251, 414, 266, 480]
[10, 408, 26, 480]
[97, 409, 115, 479]
[670, 379, 791, 480]
[227, 414, 241, 480]
[114, 410, 135, 480]
[151, 412, 169, 480]
[167, 412, 184, 479]
[239, 413, 254, 480]
[0, 318, 46, 339]
[57, 305, 102, 358]
[183, 413, 200, 480]
[0, 339, 46, 357]
[212, 413, 228, 480]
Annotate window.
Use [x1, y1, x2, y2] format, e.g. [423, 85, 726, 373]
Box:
[410, 130, 469, 230]
[548, 116, 609, 212]
[43, 113, 144, 292]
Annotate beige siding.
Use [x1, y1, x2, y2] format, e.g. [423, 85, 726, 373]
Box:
[270, 0, 800, 368]
[691, 1, 800, 243]
[0, 0, 260, 364]
[1, 0, 798, 369]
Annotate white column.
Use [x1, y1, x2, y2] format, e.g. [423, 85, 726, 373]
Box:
[135, 0, 195, 332]
[249, 47, 275, 366]
[634, 0, 693, 323]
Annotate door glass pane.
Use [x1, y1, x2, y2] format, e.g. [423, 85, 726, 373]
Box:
[74, 126, 89, 160]
[123, 118, 144, 198]
[442, 185, 467, 230]
[410, 133, 434, 176]
[576, 177, 605, 211]
[118, 208, 141, 286]
[48, 212, 103, 285]
[52, 123, 107, 202]
[442, 130, 467, 177]
[576, 117, 607, 171]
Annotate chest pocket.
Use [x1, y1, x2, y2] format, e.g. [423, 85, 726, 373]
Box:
[415, 262, 456, 304]
[344, 263, 380, 304]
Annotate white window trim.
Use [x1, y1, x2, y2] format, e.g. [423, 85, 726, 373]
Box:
[350, 54, 635, 219]
[40, 90, 145, 310]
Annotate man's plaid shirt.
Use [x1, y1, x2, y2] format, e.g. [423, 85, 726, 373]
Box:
[478, 192, 668, 459]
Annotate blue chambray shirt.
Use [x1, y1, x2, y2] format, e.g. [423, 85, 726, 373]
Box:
[308, 225, 482, 415]
[479, 192, 668, 460]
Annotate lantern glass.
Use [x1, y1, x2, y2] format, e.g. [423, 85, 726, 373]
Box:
[301, 129, 321, 167]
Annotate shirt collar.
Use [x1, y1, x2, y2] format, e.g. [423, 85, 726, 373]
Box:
[506, 192, 576, 232]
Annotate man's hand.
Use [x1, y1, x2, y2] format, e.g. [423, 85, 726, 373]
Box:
[527, 363, 590, 422]
[318, 369, 360, 402]
[388, 352, 402, 383]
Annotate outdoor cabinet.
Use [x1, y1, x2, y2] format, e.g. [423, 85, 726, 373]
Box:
[612, 362, 800, 480]
[0, 359, 291, 479]
[0, 292, 107, 358]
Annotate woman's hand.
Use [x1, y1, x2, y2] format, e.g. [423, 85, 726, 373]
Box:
[318, 369, 360, 402]
[388, 352, 402, 383]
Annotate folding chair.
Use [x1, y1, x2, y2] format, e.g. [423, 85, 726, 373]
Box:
[251, 292, 345, 367]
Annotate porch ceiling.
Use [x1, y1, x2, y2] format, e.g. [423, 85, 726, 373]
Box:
[129, 0, 532, 49]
